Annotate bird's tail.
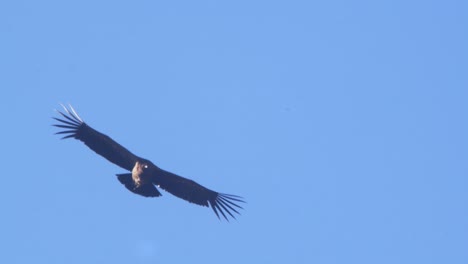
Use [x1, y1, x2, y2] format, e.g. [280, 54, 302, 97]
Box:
[116, 173, 162, 197]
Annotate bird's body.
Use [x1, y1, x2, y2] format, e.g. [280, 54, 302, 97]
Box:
[53, 104, 244, 220]
[132, 161, 148, 187]
[116, 161, 162, 198]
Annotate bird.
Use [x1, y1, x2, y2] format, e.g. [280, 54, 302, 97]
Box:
[53, 104, 244, 221]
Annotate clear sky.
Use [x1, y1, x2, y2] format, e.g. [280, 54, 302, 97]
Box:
[1, 1, 467, 263]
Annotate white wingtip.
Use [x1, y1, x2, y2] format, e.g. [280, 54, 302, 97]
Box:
[59, 103, 67, 112]
[68, 104, 83, 122]
[55, 102, 84, 123]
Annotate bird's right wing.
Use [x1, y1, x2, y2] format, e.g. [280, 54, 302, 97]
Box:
[53, 104, 140, 171]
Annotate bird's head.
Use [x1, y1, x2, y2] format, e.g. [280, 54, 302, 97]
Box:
[133, 161, 149, 175]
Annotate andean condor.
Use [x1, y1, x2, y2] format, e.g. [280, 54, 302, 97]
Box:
[53, 104, 244, 221]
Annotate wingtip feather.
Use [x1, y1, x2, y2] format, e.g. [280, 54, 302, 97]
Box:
[53, 103, 83, 140]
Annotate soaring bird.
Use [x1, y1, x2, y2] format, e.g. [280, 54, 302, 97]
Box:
[53, 104, 244, 220]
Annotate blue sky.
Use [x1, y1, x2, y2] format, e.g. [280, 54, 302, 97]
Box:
[1, 1, 467, 263]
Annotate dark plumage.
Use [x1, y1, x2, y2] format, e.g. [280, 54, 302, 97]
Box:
[53, 104, 244, 220]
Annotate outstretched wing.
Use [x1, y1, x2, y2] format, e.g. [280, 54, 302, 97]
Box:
[153, 168, 245, 221]
[53, 104, 140, 171]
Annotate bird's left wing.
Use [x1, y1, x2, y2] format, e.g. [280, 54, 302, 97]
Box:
[152, 168, 244, 221]
[53, 104, 140, 171]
